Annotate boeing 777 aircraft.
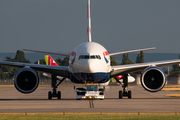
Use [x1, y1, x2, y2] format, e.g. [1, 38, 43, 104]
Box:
[0, 0, 180, 99]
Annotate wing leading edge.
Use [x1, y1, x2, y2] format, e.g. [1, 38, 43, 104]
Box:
[0, 61, 70, 78]
[111, 59, 180, 77]
[23, 49, 70, 57]
[109, 47, 156, 56]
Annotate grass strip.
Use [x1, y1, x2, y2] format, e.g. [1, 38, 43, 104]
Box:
[0, 113, 180, 120]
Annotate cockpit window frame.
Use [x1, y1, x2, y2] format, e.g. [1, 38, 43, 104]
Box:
[79, 55, 101, 60]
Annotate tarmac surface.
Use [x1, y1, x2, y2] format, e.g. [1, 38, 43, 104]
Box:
[0, 84, 180, 113]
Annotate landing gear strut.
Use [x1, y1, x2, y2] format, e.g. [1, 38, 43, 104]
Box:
[116, 74, 132, 99]
[48, 75, 65, 99]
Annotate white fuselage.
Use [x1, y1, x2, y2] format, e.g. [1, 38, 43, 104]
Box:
[69, 42, 111, 83]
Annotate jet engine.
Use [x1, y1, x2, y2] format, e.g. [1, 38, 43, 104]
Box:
[14, 67, 39, 93]
[141, 66, 166, 92]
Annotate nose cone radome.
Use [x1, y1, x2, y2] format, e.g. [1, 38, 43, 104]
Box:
[77, 60, 97, 73]
[87, 60, 99, 73]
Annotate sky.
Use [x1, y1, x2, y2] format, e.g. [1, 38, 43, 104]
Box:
[0, 0, 180, 53]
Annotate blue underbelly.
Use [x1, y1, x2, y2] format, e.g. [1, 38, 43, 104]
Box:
[70, 72, 111, 83]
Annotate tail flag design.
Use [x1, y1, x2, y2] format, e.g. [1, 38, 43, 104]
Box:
[45, 55, 58, 66]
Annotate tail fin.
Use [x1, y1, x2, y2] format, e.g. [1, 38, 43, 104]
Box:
[45, 55, 58, 66]
[87, 0, 92, 42]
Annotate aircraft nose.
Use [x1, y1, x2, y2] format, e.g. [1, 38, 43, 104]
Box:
[76, 59, 97, 73]
[85, 60, 97, 73]
[81, 59, 109, 73]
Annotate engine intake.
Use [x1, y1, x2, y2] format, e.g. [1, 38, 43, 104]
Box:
[14, 67, 39, 93]
[141, 66, 166, 92]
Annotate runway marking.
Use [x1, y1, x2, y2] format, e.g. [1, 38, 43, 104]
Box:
[162, 88, 180, 91]
[89, 99, 94, 108]
[166, 93, 180, 97]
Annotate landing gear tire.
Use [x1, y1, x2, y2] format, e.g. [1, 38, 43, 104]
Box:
[119, 90, 122, 99]
[48, 91, 61, 99]
[48, 91, 52, 99]
[58, 91, 61, 99]
[128, 91, 131, 99]
[49, 75, 65, 100]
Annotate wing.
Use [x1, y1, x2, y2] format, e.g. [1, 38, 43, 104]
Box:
[111, 59, 180, 77]
[109, 47, 155, 56]
[23, 49, 70, 57]
[0, 61, 70, 78]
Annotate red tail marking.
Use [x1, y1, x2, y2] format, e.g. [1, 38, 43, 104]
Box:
[48, 56, 58, 66]
[89, 27, 91, 35]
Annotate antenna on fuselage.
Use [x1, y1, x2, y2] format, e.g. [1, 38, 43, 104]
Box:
[87, 0, 92, 42]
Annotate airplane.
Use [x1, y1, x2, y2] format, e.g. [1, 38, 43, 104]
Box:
[0, 0, 180, 99]
[44, 55, 136, 87]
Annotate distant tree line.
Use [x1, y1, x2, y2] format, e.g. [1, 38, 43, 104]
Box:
[172, 55, 180, 74]
[0, 50, 69, 79]
[0, 50, 180, 79]
[34, 56, 69, 79]
[0, 50, 30, 79]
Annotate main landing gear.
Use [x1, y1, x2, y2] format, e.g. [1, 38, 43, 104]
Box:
[48, 75, 65, 99]
[115, 74, 132, 99]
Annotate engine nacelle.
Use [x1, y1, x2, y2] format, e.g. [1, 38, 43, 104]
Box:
[14, 67, 39, 93]
[141, 66, 166, 92]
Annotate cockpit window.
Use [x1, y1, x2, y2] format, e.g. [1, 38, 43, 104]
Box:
[79, 55, 84, 60]
[79, 55, 101, 60]
[90, 56, 96, 59]
[96, 55, 101, 59]
[84, 55, 89, 59]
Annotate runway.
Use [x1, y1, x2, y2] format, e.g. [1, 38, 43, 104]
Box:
[0, 85, 180, 113]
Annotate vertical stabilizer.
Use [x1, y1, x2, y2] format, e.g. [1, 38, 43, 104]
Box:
[87, 0, 92, 42]
[45, 55, 58, 66]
